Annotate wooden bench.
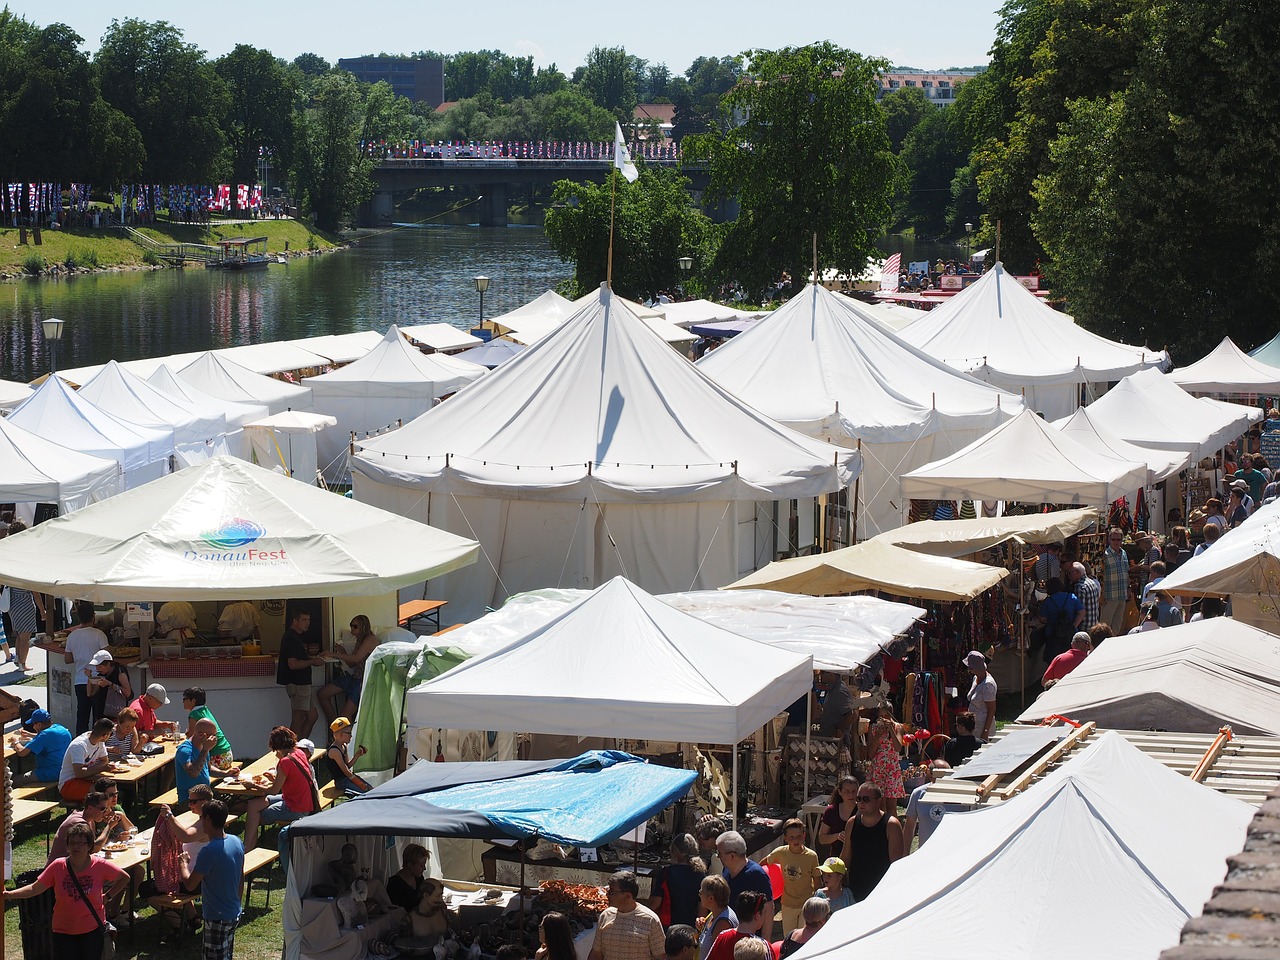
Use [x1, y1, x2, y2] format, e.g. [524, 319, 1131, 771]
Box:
[12, 782, 56, 801]
[241, 847, 281, 909]
[146, 891, 200, 944]
[318, 782, 345, 809]
[398, 598, 447, 631]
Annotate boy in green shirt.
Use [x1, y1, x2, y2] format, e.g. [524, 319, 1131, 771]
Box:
[762, 819, 821, 934]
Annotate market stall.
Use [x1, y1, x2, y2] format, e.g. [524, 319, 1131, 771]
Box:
[0, 413, 123, 513]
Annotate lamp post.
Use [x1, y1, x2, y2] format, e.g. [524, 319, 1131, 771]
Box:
[41, 317, 65, 374]
[677, 256, 693, 299]
[964, 222, 973, 264]
[473, 275, 490, 337]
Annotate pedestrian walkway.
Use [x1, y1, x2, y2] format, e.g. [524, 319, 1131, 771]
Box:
[1, 642, 48, 734]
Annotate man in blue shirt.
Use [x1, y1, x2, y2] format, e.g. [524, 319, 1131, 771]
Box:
[174, 719, 217, 804]
[12, 709, 72, 783]
[181, 798, 244, 960]
[717, 830, 775, 936]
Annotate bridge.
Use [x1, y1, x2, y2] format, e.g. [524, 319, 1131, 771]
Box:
[363, 156, 720, 227]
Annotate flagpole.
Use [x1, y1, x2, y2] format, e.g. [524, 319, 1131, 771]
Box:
[607, 165, 617, 289]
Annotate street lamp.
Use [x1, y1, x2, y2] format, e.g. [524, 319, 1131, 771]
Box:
[473, 275, 490, 337]
[41, 317, 65, 374]
[964, 222, 973, 264]
[677, 256, 693, 299]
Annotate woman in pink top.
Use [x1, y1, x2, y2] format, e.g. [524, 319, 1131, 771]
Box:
[244, 725, 318, 851]
[8, 820, 130, 958]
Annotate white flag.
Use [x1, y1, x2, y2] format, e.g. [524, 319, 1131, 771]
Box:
[614, 122, 639, 182]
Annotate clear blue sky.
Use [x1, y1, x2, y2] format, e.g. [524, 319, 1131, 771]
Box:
[21, 1, 1000, 74]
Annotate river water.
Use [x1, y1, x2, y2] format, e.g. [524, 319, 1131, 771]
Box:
[0, 224, 969, 383]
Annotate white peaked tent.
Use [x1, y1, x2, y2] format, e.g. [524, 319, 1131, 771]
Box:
[1053, 405, 1189, 484]
[78, 361, 231, 466]
[178, 352, 312, 415]
[0, 414, 123, 511]
[0, 456, 479, 601]
[898, 262, 1166, 419]
[1016, 619, 1280, 735]
[797, 731, 1252, 960]
[1169, 337, 1280, 394]
[453, 338, 526, 369]
[0, 379, 33, 410]
[352, 283, 859, 622]
[147, 364, 265, 460]
[406, 576, 813, 744]
[1083, 367, 1260, 460]
[661, 299, 764, 329]
[244, 410, 339, 483]
[8, 375, 173, 489]
[696, 283, 1021, 536]
[303, 326, 487, 482]
[901, 408, 1149, 506]
[490, 290, 576, 343]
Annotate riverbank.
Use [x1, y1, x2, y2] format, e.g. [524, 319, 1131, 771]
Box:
[0, 219, 343, 279]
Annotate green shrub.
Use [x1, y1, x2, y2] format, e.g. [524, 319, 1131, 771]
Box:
[80, 248, 100, 268]
[22, 253, 44, 275]
[142, 248, 162, 266]
[63, 250, 80, 269]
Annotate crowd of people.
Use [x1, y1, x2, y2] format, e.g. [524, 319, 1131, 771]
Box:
[362, 139, 681, 162]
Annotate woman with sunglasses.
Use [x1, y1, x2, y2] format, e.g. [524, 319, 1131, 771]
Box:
[705, 891, 777, 960]
[839, 784, 903, 903]
[317, 614, 380, 727]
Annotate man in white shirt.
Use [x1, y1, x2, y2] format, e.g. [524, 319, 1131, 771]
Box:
[964, 651, 998, 741]
[59, 717, 114, 803]
[64, 601, 108, 734]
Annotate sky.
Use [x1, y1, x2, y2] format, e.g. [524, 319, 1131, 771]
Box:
[23, 1, 1001, 74]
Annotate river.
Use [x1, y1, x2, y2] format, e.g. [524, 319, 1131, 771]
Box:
[0, 224, 970, 383]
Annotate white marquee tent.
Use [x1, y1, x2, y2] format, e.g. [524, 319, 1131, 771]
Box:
[1053, 405, 1188, 484]
[0, 414, 123, 511]
[0, 379, 33, 411]
[452, 338, 526, 369]
[146, 364, 265, 460]
[8, 374, 173, 489]
[78, 360, 231, 466]
[1083, 367, 1260, 461]
[696, 282, 1021, 536]
[797, 731, 1252, 960]
[661, 299, 764, 329]
[304, 326, 487, 482]
[1169, 336, 1280, 395]
[490, 290, 575, 343]
[898, 262, 1166, 419]
[178, 352, 312, 415]
[1017, 619, 1280, 735]
[244, 410, 339, 483]
[901, 408, 1149, 506]
[352, 284, 859, 621]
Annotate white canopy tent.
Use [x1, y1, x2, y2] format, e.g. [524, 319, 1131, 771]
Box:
[0, 379, 33, 410]
[146, 364, 265, 460]
[214, 341, 329, 375]
[726, 538, 1008, 601]
[1017, 619, 1280, 735]
[696, 282, 1021, 536]
[406, 576, 813, 822]
[303, 326, 487, 482]
[1083, 367, 1260, 461]
[399, 323, 483, 353]
[489, 290, 576, 344]
[1250, 330, 1280, 368]
[8, 374, 173, 489]
[875, 508, 1100, 558]
[78, 360, 231, 466]
[244, 410, 339, 483]
[1169, 337, 1280, 395]
[352, 283, 859, 622]
[901, 408, 1149, 506]
[798, 731, 1252, 960]
[0, 414, 123, 511]
[661, 299, 764, 329]
[288, 330, 385, 364]
[898, 262, 1166, 419]
[1053, 405, 1188, 484]
[0, 456, 479, 601]
[452, 338, 526, 369]
[178, 351, 312, 415]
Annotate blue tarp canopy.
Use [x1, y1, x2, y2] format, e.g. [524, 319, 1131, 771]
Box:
[289, 751, 696, 847]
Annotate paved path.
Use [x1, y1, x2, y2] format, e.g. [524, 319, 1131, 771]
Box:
[1, 642, 48, 734]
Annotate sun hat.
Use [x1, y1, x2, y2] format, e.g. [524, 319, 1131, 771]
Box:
[89, 649, 114, 667]
[963, 650, 987, 669]
[146, 682, 170, 705]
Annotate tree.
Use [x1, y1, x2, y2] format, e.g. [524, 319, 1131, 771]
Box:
[684, 42, 898, 301]
[575, 46, 638, 116]
[292, 72, 370, 231]
[899, 106, 968, 236]
[95, 18, 226, 182]
[880, 86, 931, 152]
[216, 45, 294, 208]
[543, 167, 717, 300]
[293, 52, 331, 78]
[670, 56, 741, 142]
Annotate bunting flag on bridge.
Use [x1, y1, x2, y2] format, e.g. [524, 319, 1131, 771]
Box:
[614, 122, 639, 183]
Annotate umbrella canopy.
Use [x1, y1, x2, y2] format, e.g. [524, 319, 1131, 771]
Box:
[1053, 405, 1189, 484]
[726, 538, 1008, 601]
[1170, 337, 1280, 394]
[0, 456, 478, 600]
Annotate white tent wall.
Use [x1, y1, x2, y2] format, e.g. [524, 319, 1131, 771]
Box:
[248, 425, 321, 482]
[309, 393, 425, 482]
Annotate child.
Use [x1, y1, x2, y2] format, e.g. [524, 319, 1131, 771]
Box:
[328, 717, 371, 794]
[814, 858, 855, 912]
[762, 819, 820, 934]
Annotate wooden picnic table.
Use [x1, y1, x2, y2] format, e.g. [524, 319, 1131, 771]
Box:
[215, 746, 325, 799]
[398, 598, 447, 631]
[105, 740, 177, 813]
[11, 796, 59, 828]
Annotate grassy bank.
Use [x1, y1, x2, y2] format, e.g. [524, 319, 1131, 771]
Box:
[0, 219, 342, 277]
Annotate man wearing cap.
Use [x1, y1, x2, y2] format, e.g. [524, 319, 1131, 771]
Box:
[89, 648, 133, 723]
[9, 708, 72, 783]
[64, 600, 108, 734]
[1099, 528, 1131, 635]
[129, 683, 179, 741]
[964, 652, 997, 742]
[1066, 561, 1101, 631]
[1042, 633, 1092, 687]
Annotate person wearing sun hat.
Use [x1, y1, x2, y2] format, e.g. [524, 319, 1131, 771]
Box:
[327, 717, 370, 795]
[89, 648, 134, 722]
[814, 858, 854, 912]
[129, 682, 179, 741]
[964, 651, 997, 741]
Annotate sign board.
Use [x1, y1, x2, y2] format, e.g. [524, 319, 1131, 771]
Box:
[1260, 431, 1280, 466]
[1018, 276, 1041, 291]
[126, 601, 154, 623]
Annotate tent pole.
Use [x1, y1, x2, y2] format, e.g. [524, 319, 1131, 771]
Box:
[852, 440, 862, 544]
[803, 685, 813, 810]
[731, 741, 739, 830]
[519, 839, 529, 935]
[1020, 542, 1026, 711]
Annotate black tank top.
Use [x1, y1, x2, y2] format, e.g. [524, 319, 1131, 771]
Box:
[845, 813, 891, 901]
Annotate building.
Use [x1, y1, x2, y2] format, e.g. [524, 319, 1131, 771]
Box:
[877, 70, 981, 105]
[632, 103, 675, 141]
[337, 56, 445, 107]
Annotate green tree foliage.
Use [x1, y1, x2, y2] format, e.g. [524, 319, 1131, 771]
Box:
[543, 167, 717, 300]
[881, 86, 931, 153]
[215, 45, 294, 206]
[292, 72, 370, 231]
[670, 56, 741, 141]
[899, 106, 968, 236]
[575, 46, 639, 117]
[292, 53, 331, 78]
[684, 42, 897, 301]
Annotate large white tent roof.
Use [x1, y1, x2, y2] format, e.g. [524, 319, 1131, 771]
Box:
[399, 323, 483, 353]
[405, 576, 813, 743]
[490, 290, 576, 344]
[1159, 496, 1280, 597]
[8, 374, 174, 478]
[897, 262, 1166, 385]
[0, 456, 479, 601]
[661, 299, 764, 329]
[0, 414, 123, 510]
[1169, 337, 1280, 394]
[303, 326, 486, 398]
[352, 283, 859, 503]
[147, 364, 269, 429]
[1017, 619, 1280, 735]
[797, 731, 1252, 960]
[696, 282, 1021, 444]
[1083, 367, 1260, 460]
[214, 341, 330, 375]
[875, 508, 1101, 558]
[287, 330, 386, 364]
[1053, 405, 1189, 484]
[0, 378, 33, 410]
[79, 360, 227, 448]
[179, 352, 312, 415]
[901, 408, 1149, 505]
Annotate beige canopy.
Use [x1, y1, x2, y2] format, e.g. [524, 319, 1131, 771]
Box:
[725, 538, 1008, 601]
[875, 508, 1100, 559]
